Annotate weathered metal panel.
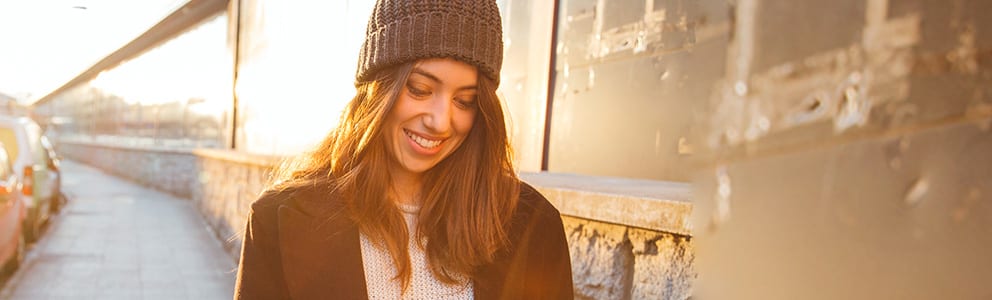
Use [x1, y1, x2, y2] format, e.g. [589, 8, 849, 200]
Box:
[888, 0, 992, 51]
[551, 0, 730, 182]
[549, 37, 726, 181]
[971, 0, 992, 49]
[751, 0, 866, 73]
[691, 118, 992, 300]
[701, 0, 992, 162]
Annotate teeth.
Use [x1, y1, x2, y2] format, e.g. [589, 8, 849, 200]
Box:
[405, 130, 442, 149]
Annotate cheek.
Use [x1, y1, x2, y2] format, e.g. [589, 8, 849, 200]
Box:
[389, 96, 416, 121]
[383, 110, 405, 147]
[453, 112, 477, 137]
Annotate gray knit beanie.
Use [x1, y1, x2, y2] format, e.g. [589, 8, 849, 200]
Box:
[356, 0, 504, 85]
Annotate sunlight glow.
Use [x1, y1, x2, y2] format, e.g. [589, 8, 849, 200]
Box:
[233, 0, 376, 155]
[0, 0, 187, 102]
[88, 15, 230, 108]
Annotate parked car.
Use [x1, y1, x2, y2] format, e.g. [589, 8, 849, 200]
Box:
[0, 116, 62, 242]
[0, 143, 25, 275]
[39, 136, 65, 212]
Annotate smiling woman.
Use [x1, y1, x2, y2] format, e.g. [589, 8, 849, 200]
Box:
[233, 1, 573, 299]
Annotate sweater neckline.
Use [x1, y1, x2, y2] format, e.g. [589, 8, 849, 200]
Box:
[397, 202, 421, 214]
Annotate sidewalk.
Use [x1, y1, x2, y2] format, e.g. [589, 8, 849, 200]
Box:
[0, 160, 236, 299]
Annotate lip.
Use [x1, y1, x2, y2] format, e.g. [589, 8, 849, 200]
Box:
[403, 129, 445, 155]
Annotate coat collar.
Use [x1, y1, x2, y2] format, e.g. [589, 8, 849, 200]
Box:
[271, 183, 524, 300]
[276, 185, 369, 299]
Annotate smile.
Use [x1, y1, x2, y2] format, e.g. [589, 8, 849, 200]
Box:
[404, 129, 443, 149]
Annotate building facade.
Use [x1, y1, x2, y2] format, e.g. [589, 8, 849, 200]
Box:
[29, 0, 992, 299]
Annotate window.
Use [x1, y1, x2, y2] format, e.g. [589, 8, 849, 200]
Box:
[233, 0, 376, 155]
[546, 0, 729, 182]
[42, 13, 233, 149]
[0, 127, 18, 162]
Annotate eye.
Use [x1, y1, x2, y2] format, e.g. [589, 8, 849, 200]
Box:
[454, 97, 477, 110]
[406, 84, 431, 98]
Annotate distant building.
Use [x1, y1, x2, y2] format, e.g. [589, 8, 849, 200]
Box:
[0, 92, 26, 115]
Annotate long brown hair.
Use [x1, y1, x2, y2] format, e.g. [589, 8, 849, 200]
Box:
[270, 61, 519, 289]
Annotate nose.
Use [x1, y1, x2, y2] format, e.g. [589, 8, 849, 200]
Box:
[423, 95, 453, 133]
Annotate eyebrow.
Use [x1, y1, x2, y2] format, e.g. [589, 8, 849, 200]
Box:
[410, 67, 478, 91]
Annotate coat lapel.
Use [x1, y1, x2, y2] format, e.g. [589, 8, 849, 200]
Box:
[277, 189, 368, 300]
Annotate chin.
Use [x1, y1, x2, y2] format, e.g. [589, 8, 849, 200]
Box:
[400, 159, 439, 175]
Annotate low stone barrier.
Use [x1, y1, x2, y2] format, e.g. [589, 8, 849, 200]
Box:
[57, 140, 695, 299]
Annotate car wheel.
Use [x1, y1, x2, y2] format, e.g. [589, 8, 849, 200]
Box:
[2, 231, 25, 276]
[50, 193, 67, 214]
[24, 213, 41, 243]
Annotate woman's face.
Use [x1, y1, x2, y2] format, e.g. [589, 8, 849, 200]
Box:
[383, 58, 479, 179]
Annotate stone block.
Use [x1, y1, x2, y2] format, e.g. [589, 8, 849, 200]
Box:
[563, 216, 633, 300]
[629, 229, 694, 300]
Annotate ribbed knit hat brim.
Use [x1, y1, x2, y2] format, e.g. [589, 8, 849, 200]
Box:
[356, 1, 503, 85]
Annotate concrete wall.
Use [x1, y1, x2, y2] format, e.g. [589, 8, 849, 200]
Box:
[56, 141, 695, 299]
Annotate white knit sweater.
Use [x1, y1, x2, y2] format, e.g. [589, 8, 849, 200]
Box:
[360, 204, 474, 299]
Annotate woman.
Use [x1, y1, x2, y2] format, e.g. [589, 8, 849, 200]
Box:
[233, 0, 573, 299]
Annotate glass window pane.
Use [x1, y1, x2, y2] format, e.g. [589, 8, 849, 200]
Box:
[234, 0, 376, 156]
[42, 13, 233, 149]
[496, 0, 556, 172]
[548, 0, 729, 182]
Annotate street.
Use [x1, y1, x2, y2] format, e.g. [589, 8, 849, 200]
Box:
[0, 160, 235, 299]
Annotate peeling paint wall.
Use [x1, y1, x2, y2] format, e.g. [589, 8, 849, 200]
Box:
[691, 0, 992, 299]
[549, 0, 730, 182]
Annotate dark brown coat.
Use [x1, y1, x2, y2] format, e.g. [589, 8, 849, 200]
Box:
[233, 181, 573, 300]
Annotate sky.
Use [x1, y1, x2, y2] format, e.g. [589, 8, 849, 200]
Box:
[0, 0, 187, 103]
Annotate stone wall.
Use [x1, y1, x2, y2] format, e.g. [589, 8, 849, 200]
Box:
[564, 217, 693, 300]
[191, 149, 280, 260]
[56, 141, 197, 199]
[55, 141, 695, 299]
